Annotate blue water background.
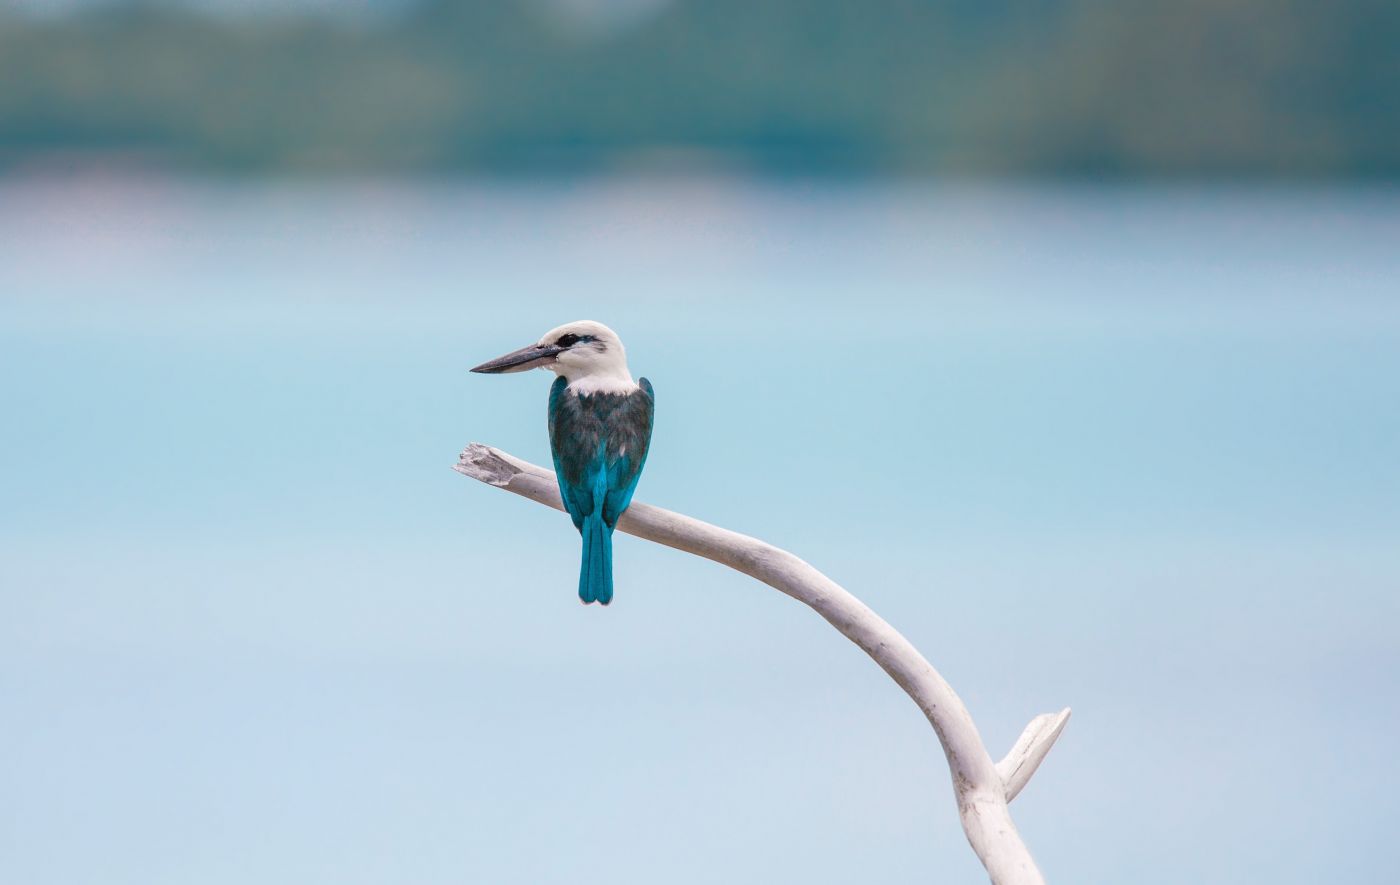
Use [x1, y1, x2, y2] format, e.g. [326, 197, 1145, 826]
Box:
[2, 177, 1398, 883]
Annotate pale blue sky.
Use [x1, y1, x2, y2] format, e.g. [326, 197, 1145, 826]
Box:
[2, 178, 1398, 883]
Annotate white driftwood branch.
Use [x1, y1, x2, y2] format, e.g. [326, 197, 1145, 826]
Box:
[454, 443, 1069, 885]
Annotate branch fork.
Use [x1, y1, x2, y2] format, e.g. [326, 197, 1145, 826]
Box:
[455, 443, 1069, 884]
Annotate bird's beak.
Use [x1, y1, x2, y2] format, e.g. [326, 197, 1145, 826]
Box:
[470, 342, 563, 374]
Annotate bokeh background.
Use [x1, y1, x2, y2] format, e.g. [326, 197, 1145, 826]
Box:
[2, 2, 1398, 883]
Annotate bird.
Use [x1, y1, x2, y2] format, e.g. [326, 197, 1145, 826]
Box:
[470, 321, 654, 606]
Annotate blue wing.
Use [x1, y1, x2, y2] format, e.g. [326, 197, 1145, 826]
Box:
[602, 376, 654, 525]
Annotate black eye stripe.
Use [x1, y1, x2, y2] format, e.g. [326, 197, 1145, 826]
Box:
[555, 333, 597, 348]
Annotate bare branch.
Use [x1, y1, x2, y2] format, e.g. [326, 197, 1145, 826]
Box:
[454, 443, 1069, 885]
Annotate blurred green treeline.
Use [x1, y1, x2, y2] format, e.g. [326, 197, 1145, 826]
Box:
[1, 0, 1396, 177]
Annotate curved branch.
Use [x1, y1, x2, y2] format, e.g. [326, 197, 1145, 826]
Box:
[454, 443, 1069, 884]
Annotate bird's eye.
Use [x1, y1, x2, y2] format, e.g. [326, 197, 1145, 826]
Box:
[556, 333, 580, 347]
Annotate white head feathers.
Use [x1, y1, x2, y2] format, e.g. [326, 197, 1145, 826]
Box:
[538, 320, 637, 395]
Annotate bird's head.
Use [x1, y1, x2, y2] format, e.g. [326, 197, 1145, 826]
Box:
[471, 320, 633, 387]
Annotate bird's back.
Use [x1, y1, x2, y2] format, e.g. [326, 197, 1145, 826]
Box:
[547, 377, 654, 605]
[547, 376, 654, 528]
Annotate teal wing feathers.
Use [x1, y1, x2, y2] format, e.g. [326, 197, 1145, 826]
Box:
[603, 377, 653, 524]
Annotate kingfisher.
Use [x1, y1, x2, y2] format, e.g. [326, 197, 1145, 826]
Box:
[470, 321, 654, 606]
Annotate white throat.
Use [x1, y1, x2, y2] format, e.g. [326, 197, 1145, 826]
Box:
[560, 364, 637, 396]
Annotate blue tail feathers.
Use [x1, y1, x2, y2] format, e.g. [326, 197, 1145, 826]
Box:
[578, 515, 614, 605]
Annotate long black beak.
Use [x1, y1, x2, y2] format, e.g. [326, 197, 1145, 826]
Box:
[470, 342, 562, 374]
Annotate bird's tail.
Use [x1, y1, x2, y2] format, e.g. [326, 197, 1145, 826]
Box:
[578, 515, 614, 605]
